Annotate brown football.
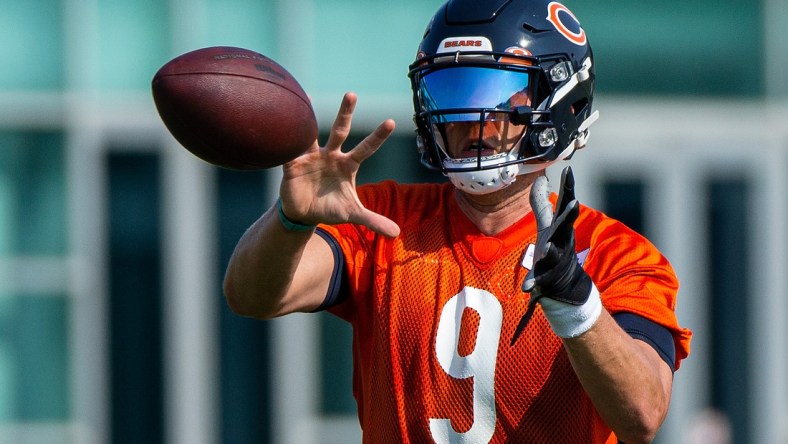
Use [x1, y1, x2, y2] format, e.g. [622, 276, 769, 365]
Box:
[152, 46, 317, 170]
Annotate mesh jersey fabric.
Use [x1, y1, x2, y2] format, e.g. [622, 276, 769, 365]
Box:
[318, 180, 692, 444]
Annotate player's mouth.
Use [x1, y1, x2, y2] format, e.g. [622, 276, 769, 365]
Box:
[460, 143, 496, 158]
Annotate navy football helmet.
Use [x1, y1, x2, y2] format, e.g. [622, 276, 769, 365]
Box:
[409, 0, 598, 194]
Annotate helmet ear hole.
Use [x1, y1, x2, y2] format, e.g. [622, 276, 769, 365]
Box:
[571, 98, 588, 116]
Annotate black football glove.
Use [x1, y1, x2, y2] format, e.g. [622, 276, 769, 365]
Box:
[511, 166, 597, 345]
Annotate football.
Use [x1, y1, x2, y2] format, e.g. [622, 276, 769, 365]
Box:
[152, 46, 318, 170]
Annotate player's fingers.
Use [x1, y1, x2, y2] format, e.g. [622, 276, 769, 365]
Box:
[529, 175, 553, 231]
[541, 242, 561, 266]
[550, 199, 579, 245]
[348, 119, 396, 163]
[522, 270, 536, 292]
[325, 92, 357, 151]
[556, 166, 575, 215]
[351, 208, 401, 238]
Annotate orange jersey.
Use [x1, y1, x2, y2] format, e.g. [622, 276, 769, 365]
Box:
[318, 180, 692, 444]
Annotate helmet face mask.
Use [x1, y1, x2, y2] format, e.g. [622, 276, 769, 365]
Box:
[409, 0, 598, 194]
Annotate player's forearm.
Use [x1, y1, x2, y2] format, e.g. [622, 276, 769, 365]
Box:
[562, 310, 672, 444]
[223, 205, 326, 319]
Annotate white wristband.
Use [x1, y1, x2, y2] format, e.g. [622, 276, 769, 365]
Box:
[539, 283, 602, 338]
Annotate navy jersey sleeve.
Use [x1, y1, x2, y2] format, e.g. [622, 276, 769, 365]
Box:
[311, 228, 348, 312]
[613, 312, 676, 371]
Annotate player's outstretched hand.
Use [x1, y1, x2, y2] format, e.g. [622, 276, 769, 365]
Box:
[512, 166, 601, 344]
[278, 92, 401, 238]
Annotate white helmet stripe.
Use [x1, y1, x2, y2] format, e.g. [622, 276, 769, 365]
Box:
[549, 57, 592, 107]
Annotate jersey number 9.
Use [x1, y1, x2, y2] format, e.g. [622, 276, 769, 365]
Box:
[430, 287, 503, 443]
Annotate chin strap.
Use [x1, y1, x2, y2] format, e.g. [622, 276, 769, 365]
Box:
[573, 110, 599, 150]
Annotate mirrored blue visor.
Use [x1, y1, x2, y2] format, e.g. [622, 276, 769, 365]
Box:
[418, 67, 530, 122]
